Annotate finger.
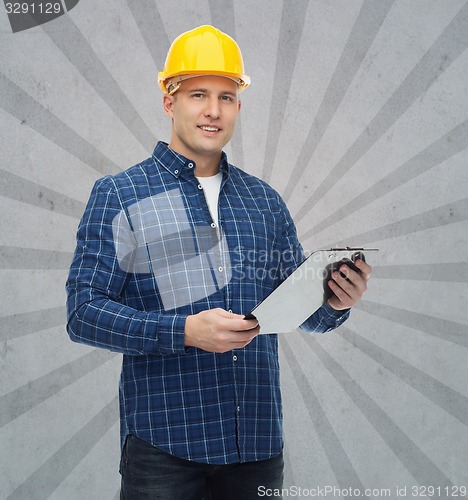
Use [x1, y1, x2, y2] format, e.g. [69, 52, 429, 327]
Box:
[332, 267, 367, 302]
[333, 270, 356, 294]
[214, 308, 244, 319]
[225, 317, 259, 332]
[245, 320, 260, 330]
[231, 312, 250, 320]
[238, 331, 259, 348]
[354, 260, 372, 279]
[242, 319, 260, 331]
[212, 309, 253, 328]
[338, 266, 367, 292]
[232, 339, 253, 349]
[226, 329, 259, 346]
[328, 279, 352, 303]
[214, 308, 255, 322]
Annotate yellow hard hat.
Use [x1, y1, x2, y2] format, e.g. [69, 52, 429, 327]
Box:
[158, 25, 250, 94]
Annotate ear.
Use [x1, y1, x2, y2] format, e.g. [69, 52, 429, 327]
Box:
[237, 100, 242, 113]
[163, 94, 175, 117]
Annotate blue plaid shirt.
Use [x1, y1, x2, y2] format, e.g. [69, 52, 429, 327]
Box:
[66, 141, 349, 464]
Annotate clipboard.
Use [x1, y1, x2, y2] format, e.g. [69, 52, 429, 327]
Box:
[245, 247, 378, 334]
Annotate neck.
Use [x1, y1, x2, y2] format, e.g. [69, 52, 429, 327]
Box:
[187, 150, 222, 177]
[194, 161, 221, 177]
[167, 142, 222, 177]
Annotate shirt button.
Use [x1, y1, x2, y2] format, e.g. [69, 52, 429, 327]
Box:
[211, 222, 216, 228]
[174, 169, 179, 174]
[233, 355, 237, 361]
[198, 184, 203, 190]
[237, 406, 241, 412]
[188, 163, 194, 168]
[218, 266, 223, 272]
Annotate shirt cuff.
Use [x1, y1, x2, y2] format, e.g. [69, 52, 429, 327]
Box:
[300, 302, 350, 333]
[147, 313, 189, 354]
[322, 302, 350, 318]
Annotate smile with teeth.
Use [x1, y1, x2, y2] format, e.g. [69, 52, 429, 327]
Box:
[199, 125, 220, 132]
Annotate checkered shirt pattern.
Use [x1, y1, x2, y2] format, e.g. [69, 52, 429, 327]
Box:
[66, 141, 349, 464]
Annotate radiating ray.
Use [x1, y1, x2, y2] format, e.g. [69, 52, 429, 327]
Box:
[339, 326, 468, 426]
[373, 263, 468, 282]
[1, 2, 467, 497]
[281, 336, 365, 491]
[0, 306, 65, 342]
[283, 451, 295, 489]
[125, 0, 170, 69]
[0, 246, 74, 270]
[0, 169, 85, 219]
[282, 0, 395, 202]
[208, 0, 232, 27]
[261, 0, 309, 183]
[6, 396, 118, 500]
[208, 0, 245, 168]
[0, 73, 120, 176]
[356, 300, 468, 348]
[301, 334, 456, 488]
[0, 349, 117, 428]
[41, 14, 156, 152]
[295, 2, 468, 223]
[312, 197, 468, 247]
[306, 119, 468, 235]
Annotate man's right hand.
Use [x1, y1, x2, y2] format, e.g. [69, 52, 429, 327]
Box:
[184, 308, 260, 353]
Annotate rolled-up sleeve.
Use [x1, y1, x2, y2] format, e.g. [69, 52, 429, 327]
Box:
[300, 302, 350, 333]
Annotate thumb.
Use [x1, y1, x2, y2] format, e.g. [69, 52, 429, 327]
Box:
[212, 308, 244, 320]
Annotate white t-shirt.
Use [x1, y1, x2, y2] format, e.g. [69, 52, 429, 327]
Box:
[196, 172, 222, 226]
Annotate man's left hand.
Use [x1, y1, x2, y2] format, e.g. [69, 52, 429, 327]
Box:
[326, 259, 372, 311]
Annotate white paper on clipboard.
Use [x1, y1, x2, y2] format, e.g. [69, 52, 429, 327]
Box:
[245, 248, 378, 334]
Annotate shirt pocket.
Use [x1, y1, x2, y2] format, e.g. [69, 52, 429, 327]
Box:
[230, 211, 282, 289]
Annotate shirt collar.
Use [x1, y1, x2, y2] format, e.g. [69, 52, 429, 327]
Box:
[152, 141, 230, 179]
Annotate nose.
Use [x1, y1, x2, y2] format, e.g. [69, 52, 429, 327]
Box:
[203, 97, 220, 119]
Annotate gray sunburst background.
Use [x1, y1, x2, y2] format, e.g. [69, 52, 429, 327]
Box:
[1, 1, 468, 499]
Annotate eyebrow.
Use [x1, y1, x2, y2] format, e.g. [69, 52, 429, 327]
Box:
[186, 88, 238, 97]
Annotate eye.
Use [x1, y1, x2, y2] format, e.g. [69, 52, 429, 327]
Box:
[220, 95, 235, 102]
[191, 93, 205, 99]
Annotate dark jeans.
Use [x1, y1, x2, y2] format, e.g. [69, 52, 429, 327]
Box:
[120, 434, 284, 500]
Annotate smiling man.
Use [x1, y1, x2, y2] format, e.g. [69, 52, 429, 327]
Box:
[164, 76, 241, 174]
[66, 26, 371, 499]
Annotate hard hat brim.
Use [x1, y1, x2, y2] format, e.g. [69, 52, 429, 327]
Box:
[158, 71, 251, 94]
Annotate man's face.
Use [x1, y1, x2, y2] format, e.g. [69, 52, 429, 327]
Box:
[163, 76, 241, 167]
